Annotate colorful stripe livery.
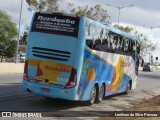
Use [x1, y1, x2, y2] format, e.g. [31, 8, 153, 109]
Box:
[22, 12, 138, 102]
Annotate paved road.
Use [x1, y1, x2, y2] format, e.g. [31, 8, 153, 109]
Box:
[0, 70, 160, 115]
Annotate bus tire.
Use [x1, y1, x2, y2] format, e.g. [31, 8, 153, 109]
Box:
[124, 81, 131, 94]
[96, 84, 105, 103]
[87, 85, 97, 105]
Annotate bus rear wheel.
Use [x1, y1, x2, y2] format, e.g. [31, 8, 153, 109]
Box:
[87, 85, 97, 105]
[96, 84, 105, 103]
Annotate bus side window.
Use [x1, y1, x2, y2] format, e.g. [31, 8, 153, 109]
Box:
[127, 39, 134, 56]
[93, 38, 101, 50]
[117, 36, 124, 55]
[86, 39, 93, 49]
[127, 39, 131, 56]
[101, 38, 108, 52]
[101, 31, 109, 52]
[102, 38, 108, 45]
[124, 38, 129, 55]
[108, 42, 114, 53]
[114, 35, 120, 54]
[107, 33, 115, 53]
[112, 35, 118, 53]
[114, 36, 118, 52]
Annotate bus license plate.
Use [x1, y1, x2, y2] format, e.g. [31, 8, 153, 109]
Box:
[41, 88, 51, 93]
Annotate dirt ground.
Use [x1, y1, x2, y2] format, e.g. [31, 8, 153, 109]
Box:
[99, 95, 160, 120]
[126, 95, 160, 111]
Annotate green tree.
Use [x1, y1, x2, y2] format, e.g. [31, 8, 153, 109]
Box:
[26, 0, 59, 12]
[70, 5, 110, 24]
[26, 0, 110, 24]
[114, 25, 133, 33]
[0, 10, 18, 61]
[19, 25, 29, 45]
[134, 31, 157, 54]
[113, 25, 157, 55]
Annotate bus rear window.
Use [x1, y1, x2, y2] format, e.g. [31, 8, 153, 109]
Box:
[31, 13, 80, 38]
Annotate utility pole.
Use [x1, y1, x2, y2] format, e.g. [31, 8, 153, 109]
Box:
[143, 25, 160, 63]
[15, 0, 23, 63]
[106, 4, 133, 26]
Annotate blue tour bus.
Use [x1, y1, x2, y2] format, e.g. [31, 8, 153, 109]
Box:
[23, 12, 140, 105]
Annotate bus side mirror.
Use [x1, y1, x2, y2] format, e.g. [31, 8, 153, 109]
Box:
[141, 62, 143, 67]
[141, 58, 144, 67]
[137, 46, 140, 54]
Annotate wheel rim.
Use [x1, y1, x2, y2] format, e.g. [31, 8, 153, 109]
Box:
[99, 85, 104, 101]
[90, 86, 96, 104]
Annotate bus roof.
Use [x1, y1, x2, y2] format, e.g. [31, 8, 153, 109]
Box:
[32, 12, 138, 41]
[86, 18, 138, 41]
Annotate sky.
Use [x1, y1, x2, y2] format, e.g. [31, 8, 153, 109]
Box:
[0, 0, 160, 62]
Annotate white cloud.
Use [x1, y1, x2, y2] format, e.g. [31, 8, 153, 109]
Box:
[0, 0, 30, 26]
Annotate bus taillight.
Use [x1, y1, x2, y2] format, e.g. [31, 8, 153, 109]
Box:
[23, 60, 30, 82]
[65, 68, 77, 88]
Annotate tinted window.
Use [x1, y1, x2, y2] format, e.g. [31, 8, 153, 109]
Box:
[85, 22, 135, 56]
[86, 23, 109, 51]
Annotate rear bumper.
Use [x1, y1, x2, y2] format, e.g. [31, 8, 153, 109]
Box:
[23, 80, 78, 101]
